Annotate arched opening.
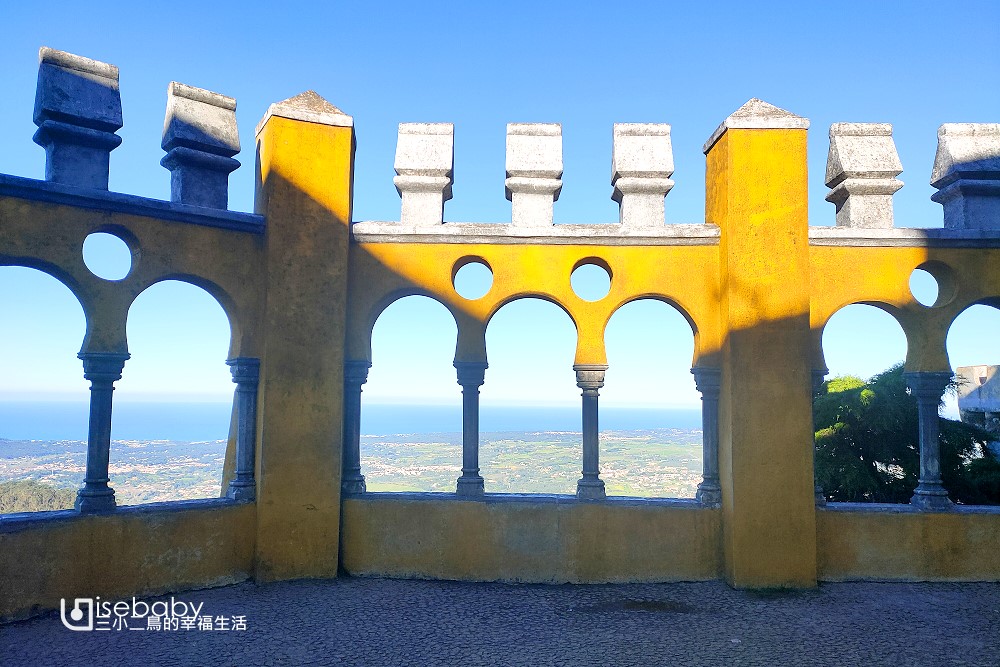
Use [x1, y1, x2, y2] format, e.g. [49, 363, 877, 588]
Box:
[116, 280, 232, 505]
[0, 267, 87, 513]
[945, 303, 1000, 505]
[602, 299, 702, 498]
[481, 297, 578, 494]
[816, 304, 911, 503]
[361, 295, 461, 492]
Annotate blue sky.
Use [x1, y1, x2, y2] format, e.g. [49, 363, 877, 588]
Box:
[1, 0, 998, 417]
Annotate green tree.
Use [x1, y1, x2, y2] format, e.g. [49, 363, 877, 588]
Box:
[814, 363, 1000, 505]
[0, 479, 76, 513]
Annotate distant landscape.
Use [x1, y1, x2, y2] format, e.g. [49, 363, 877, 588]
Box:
[0, 427, 704, 512]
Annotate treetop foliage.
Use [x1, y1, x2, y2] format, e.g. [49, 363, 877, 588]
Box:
[814, 363, 1000, 505]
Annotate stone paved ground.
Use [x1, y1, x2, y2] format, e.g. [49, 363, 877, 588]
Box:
[1, 577, 999, 666]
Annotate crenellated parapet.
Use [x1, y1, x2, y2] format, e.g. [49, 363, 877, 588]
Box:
[23, 47, 251, 219]
[931, 123, 1000, 230]
[33, 47, 123, 190]
[5, 45, 1000, 617]
[161, 82, 241, 209]
[825, 122, 903, 229]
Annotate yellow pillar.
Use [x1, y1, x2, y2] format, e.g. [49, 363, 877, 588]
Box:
[253, 91, 355, 580]
[705, 99, 817, 587]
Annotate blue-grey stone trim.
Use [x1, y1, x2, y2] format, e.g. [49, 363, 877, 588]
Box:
[454, 361, 488, 498]
[692, 367, 722, 507]
[226, 358, 260, 502]
[75, 351, 129, 513]
[342, 360, 371, 495]
[905, 371, 954, 511]
[33, 49, 123, 191]
[0, 174, 264, 233]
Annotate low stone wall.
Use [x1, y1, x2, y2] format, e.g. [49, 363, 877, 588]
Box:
[342, 494, 722, 583]
[817, 504, 1000, 581]
[0, 499, 256, 621]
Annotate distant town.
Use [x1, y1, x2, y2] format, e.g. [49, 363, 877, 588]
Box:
[0, 428, 704, 511]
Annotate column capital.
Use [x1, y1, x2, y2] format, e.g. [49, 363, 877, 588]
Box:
[78, 352, 129, 382]
[344, 360, 372, 385]
[227, 357, 261, 384]
[455, 360, 488, 387]
[691, 366, 721, 394]
[904, 371, 952, 398]
[574, 364, 607, 391]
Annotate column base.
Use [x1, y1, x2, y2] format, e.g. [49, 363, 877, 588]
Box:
[75, 487, 116, 513]
[576, 478, 606, 500]
[911, 484, 953, 511]
[226, 481, 256, 502]
[456, 475, 485, 498]
[342, 477, 366, 495]
[696, 482, 721, 507]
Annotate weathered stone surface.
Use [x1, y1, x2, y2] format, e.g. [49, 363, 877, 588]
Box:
[393, 123, 454, 226]
[505, 123, 562, 227]
[931, 123, 1000, 229]
[161, 82, 240, 209]
[32, 47, 123, 189]
[350, 220, 721, 245]
[612, 123, 674, 228]
[162, 82, 239, 155]
[824, 122, 903, 228]
[703, 98, 809, 154]
[255, 90, 353, 135]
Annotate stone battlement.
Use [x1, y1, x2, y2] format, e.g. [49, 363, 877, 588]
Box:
[2, 47, 1000, 621]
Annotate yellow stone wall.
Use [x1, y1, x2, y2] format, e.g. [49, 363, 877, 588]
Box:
[2, 96, 1000, 622]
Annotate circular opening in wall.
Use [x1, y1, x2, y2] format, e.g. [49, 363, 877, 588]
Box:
[83, 232, 133, 281]
[571, 261, 611, 302]
[453, 259, 493, 300]
[909, 268, 939, 308]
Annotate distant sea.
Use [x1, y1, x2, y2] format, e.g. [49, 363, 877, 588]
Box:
[0, 401, 702, 441]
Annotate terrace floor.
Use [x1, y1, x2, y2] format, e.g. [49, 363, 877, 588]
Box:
[2, 577, 998, 666]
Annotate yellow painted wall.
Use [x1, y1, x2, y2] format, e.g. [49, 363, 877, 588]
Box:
[342, 496, 722, 583]
[5, 92, 1000, 624]
[253, 114, 354, 581]
[817, 508, 1000, 581]
[0, 502, 255, 621]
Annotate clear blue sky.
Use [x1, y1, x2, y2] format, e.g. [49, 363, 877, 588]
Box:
[1, 0, 998, 416]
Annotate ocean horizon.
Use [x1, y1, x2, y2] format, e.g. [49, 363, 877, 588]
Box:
[0, 400, 702, 441]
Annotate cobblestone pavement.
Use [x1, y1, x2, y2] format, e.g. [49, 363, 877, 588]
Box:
[2, 577, 999, 666]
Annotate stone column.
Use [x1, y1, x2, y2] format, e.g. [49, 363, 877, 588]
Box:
[692, 367, 721, 507]
[33, 48, 123, 190]
[226, 357, 260, 501]
[505, 123, 562, 227]
[575, 365, 607, 500]
[811, 368, 828, 506]
[342, 360, 371, 495]
[75, 352, 129, 513]
[455, 361, 488, 497]
[905, 371, 954, 511]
